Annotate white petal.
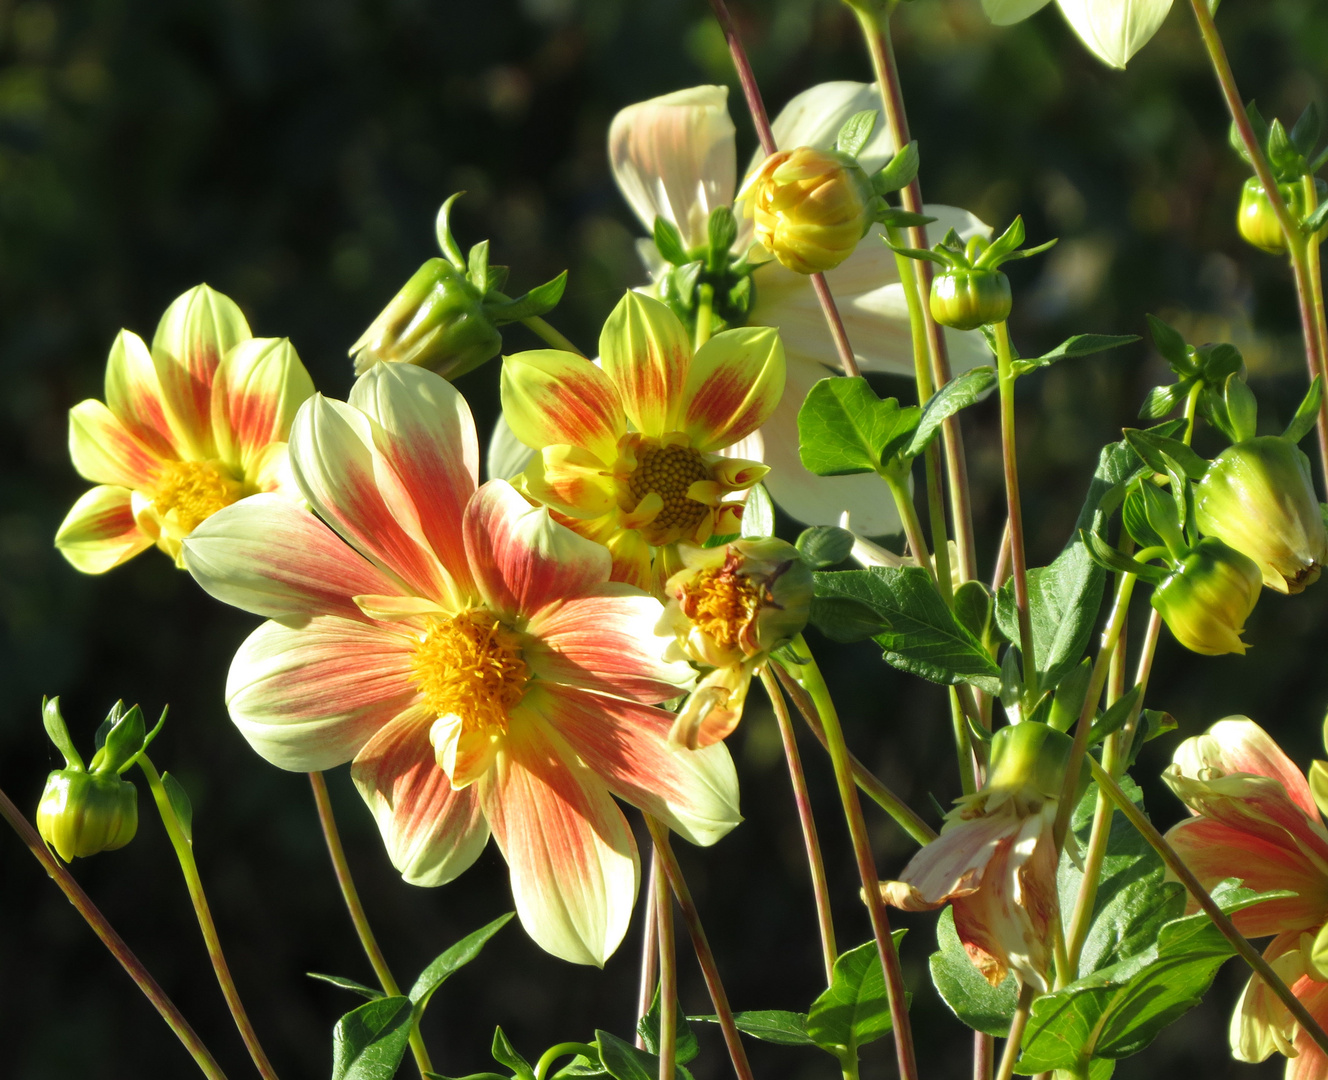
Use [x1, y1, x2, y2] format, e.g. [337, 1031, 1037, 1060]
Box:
[1054, 0, 1173, 69]
[609, 86, 737, 250]
[485, 411, 536, 482]
[766, 81, 898, 174]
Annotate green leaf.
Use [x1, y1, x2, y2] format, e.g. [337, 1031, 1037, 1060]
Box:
[653, 217, 689, 266]
[96, 703, 146, 775]
[797, 377, 920, 476]
[875, 140, 919, 194]
[929, 906, 1020, 1037]
[425, 1073, 509, 1080]
[42, 697, 83, 771]
[410, 913, 514, 1014]
[796, 525, 855, 569]
[909, 366, 996, 455]
[1126, 710, 1178, 769]
[1121, 429, 1208, 482]
[691, 1010, 816, 1046]
[331, 996, 415, 1080]
[1145, 314, 1191, 373]
[740, 483, 775, 539]
[638, 986, 699, 1065]
[812, 567, 1003, 693]
[595, 1031, 667, 1080]
[1086, 686, 1142, 746]
[836, 109, 878, 158]
[492, 1027, 534, 1079]
[807, 935, 909, 1053]
[1011, 334, 1140, 377]
[308, 972, 386, 1000]
[1284, 376, 1324, 445]
[483, 271, 568, 325]
[161, 771, 194, 844]
[1292, 101, 1321, 158]
[952, 579, 994, 644]
[877, 208, 937, 228]
[1138, 383, 1187, 422]
[1304, 200, 1328, 235]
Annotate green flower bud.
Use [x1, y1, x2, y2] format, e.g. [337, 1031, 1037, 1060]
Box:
[984, 722, 1080, 804]
[1150, 537, 1262, 656]
[929, 268, 1012, 331]
[1237, 178, 1300, 254]
[739, 147, 878, 275]
[36, 769, 138, 862]
[350, 258, 502, 379]
[1196, 435, 1328, 594]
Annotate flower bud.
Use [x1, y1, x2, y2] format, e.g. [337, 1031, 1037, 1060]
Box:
[1150, 537, 1262, 656]
[36, 769, 138, 862]
[738, 147, 877, 275]
[350, 258, 502, 378]
[929, 268, 1012, 331]
[984, 722, 1082, 807]
[1237, 178, 1300, 255]
[1196, 435, 1328, 594]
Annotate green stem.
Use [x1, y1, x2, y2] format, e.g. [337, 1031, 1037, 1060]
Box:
[695, 283, 715, 351]
[139, 756, 279, 1080]
[636, 858, 660, 1050]
[521, 314, 583, 355]
[762, 666, 838, 983]
[308, 773, 434, 1078]
[882, 470, 938, 588]
[776, 638, 921, 1080]
[1088, 756, 1328, 1058]
[775, 662, 937, 846]
[534, 1043, 599, 1080]
[995, 982, 1035, 1080]
[644, 817, 755, 1080]
[0, 783, 229, 1080]
[654, 844, 678, 1080]
[993, 320, 1037, 699]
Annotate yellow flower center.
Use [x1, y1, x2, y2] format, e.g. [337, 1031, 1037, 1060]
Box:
[410, 609, 529, 734]
[624, 441, 712, 543]
[683, 564, 762, 652]
[152, 460, 242, 533]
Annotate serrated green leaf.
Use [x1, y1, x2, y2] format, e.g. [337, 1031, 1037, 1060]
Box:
[812, 567, 1002, 693]
[331, 996, 414, 1080]
[909, 366, 996, 455]
[161, 771, 193, 844]
[740, 483, 774, 539]
[796, 525, 855, 568]
[691, 1010, 817, 1046]
[836, 109, 878, 158]
[638, 985, 699, 1065]
[410, 914, 514, 1014]
[308, 972, 386, 1000]
[797, 377, 919, 476]
[807, 935, 909, 1052]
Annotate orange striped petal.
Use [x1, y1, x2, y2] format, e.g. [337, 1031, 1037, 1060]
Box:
[522, 444, 616, 519]
[881, 807, 1024, 911]
[226, 614, 419, 771]
[605, 523, 654, 591]
[1288, 974, 1328, 1080]
[463, 480, 611, 621]
[349, 363, 479, 600]
[351, 706, 490, 887]
[104, 329, 180, 459]
[524, 584, 693, 703]
[681, 326, 785, 452]
[211, 337, 314, 478]
[150, 284, 252, 459]
[55, 485, 154, 574]
[599, 292, 691, 435]
[183, 494, 401, 623]
[501, 349, 625, 464]
[68, 399, 165, 490]
[1173, 716, 1320, 820]
[480, 716, 639, 966]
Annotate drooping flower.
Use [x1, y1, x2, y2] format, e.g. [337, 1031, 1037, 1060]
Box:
[879, 722, 1075, 991]
[501, 291, 783, 592]
[981, 0, 1173, 70]
[1150, 536, 1262, 655]
[1164, 718, 1328, 1078]
[55, 285, 314, 572]
[657, 539, 812, 749]
[183, 362, 741, 967]
[609, 82, 991, 535]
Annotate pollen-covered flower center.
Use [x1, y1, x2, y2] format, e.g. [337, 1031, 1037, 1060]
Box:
[153, 460, 242, 533]
[684, 567, 762, 652]
[410, 609, 529, 734]
[626, 442, 712, 534]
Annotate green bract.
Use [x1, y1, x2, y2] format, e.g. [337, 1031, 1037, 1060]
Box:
[36, 769, 138, 862]
[929, 268, 1011, 332]
[1237, 177, 1301, 255]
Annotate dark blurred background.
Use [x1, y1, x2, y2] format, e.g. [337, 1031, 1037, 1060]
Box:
[1, 0, 1324, 1076]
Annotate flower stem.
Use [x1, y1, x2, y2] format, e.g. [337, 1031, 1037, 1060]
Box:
[695, 283, 715, 351]
[1087, 755, 1328, 1057]
[534, 1043, 599, 1080]
[654, 844, 678, 1080]
[776, 662, 937, 846]
[636, 858, 660, 1050]
[307, 773, 435, 1078]
[138, 755, 280, 1080]
[994, 982, 1035, 1080]
[1188, 0, 1328, 477]
[643, 817, 755, 1080]
[762, 665, 838, 983]
[882, 471, 937, 587]
[775, 637, 920, 1080]
[706, 0, 861, 378]
[521, 315, 584, 356]
[0, 783, 229, 1080]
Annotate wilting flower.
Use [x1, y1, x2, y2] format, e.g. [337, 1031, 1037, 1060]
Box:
[502, 291, 783, 592]
[1164, 718, 1328, 1078]
[183, 362, 740, 966]
[609, 82, 990, 535]
[879, 722, 1075, 991]
[55, 285, 313, 572]
[657, 539, 812, 749]
[1151, 536, 1263, 655]
[981, 0, 1173, 70]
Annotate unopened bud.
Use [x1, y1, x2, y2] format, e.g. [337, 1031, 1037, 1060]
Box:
[1151, 537, 1262, 656]
[36, 769, 138, 862]
[984, 722, 1079, 805]
[738, 148, 878, 274]
[1196, 436, 1327, 595]
[350, 258, 502, 378]
[929, 268, 1012, 331]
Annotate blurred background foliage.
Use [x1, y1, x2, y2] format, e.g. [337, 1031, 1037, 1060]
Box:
[0, 0, 1323, 1076]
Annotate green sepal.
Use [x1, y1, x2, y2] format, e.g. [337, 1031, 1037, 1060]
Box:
[878, 208, 936, 229]
[1284, 375, 1324, 444]
[42, 697, 84, 772]
[652, 217, 689, 267]
[409, 913, 514, 1018]
[1267, 117, 1307, 181]
[874, 140, 919, 194]
[1080, 531, 1169, 586]
[92, 703, 146, 776]
[977, 215, 1025, 265]
[1086, 685, 1142, 746]
[482, 271, 568, 326]
[796, 525, 855, 569]
[882, 236, 950, 265]
[1121, 429, 1208, 482]
[467, 240, 490, 293]
[1292, 101, 1321, 158]
[1229, 101, 1271, 168]
[161, 771, 193, 844]
[836, 109, 879, 159]
[1047, 658, 1092, 733]
[492, 1027, 536, 1080]
[1304, 199, 1328, 235]
[435, 192, 468, 269]
[1137, 477, 1186, 559]
[1125, 709, 1177, 769]
[1224, 374, 1259, 443]
[331, 996, 415, 1080]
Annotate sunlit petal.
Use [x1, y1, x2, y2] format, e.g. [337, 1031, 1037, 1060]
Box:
[501, 349, 625, 465]
[767, 80, 897, 173]
[55, 485, 154, 574]
[68, 399, 165, 490]
[681, 327, 785, 453]
[599, 292, 691, 436]
[211, 337, 315, 478]
[103, 329, 180, 459]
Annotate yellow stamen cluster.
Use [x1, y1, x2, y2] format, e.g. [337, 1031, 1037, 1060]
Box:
[683, 562, 762, 653]
[625, 441, 711, 536]
[410, 609, 529, 734]
[152, 460, 242, 533]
